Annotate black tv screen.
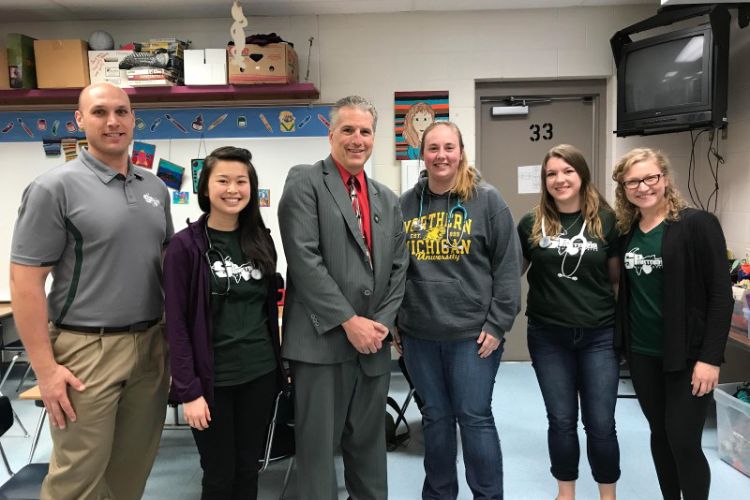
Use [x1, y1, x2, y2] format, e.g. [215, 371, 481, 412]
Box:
[624, 33, 706, 113]
[614, 20, 729, 137]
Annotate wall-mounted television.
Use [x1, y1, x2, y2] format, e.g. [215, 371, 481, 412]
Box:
[612, 7, 730, 137]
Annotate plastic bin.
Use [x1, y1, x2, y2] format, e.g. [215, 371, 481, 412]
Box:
[715, 382, 750, 477]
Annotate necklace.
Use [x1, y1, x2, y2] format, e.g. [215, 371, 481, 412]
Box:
[540, 214, 581, 248]
[560, 214, 582, 235]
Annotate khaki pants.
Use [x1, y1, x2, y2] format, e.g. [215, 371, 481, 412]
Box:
[41, 323, 169, 500]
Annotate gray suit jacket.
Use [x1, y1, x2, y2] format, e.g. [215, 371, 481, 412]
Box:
[278, 155, 408, 376]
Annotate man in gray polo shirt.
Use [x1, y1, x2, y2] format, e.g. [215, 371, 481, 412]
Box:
[9, 82, 173, 500]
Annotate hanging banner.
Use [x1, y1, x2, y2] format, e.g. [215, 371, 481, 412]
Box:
[0, 105, 332, 142]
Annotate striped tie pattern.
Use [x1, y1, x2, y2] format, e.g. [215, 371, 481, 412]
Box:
[348, 175, 372, 269]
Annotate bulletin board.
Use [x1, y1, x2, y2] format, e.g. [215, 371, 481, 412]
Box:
[0, 104, 349, 301]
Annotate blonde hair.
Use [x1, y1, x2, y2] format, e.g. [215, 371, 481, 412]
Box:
[419, 121, 478, 201]
[402, 102, 435, 148]
[611, 148, 687, 234]
[529, 144, 612, 247]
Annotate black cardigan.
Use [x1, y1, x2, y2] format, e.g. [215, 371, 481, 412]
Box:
[615, 208, 733, 372]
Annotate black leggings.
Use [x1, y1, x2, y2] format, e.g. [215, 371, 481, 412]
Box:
[628, 352, 712, 500]
[191, 370, 278, 500]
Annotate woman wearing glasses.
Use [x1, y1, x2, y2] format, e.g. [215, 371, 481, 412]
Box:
[612, 148, 732, 500]
[397, 121, 522, 499]
[163, 146, 283, 500]
[517, 144, 620, 500]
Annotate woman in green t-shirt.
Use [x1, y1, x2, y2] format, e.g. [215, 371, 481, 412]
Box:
[164, 146, 283, 500]
[518, 144, 620, 500]
[612, 148, 731, 500]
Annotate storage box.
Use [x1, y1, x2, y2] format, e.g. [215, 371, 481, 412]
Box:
[6, 33, 36, 89]
[0, 47, 9, 89]
[34, 39, 90, 89]
[715, 383, 750, 477]
[184, 49, 227, 85]
[731, 299, 750, 336]
[227, 43, 298, 85]
[88, 50, 133, 87]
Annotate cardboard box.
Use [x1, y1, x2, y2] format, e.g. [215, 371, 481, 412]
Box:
[88, 50, 134, 87]
[6, 33, 36, 89]
[227, 43, 298, 85]
[34, 39, 90, 89]
[0, 47, 9, 89]
[184, 49, 227, 85]
[715, 383, 750, 477]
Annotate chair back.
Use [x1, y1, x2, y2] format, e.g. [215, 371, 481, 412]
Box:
[0, 395, 14, 436]
[259, 387, 295, 472]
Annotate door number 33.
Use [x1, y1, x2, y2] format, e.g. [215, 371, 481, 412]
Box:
[529, 123, 553, 142]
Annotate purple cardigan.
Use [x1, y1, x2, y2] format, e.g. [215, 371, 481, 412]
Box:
[163, 214, 283, 406]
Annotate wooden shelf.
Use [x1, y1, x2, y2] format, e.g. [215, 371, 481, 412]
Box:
[0, 83, 320, 108]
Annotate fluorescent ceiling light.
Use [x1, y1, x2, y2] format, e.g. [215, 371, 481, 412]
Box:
[675, 37, 704, 63]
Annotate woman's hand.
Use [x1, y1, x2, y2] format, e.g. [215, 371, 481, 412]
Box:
[691, 361, 720, 397]
[183, 396, 211, 430]
[477, 331, 500, 358]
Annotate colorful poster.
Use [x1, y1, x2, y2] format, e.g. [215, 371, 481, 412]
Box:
[395, 91, 449, 161]
[258, 188, 270, 207]
[132, 142, 156, 169]
[191, 158, 204, 194]
[172, 191, 190, 205]
[156, 159, 185, 190]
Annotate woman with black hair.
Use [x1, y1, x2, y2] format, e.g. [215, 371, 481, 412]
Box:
[163, 146, 283, 500]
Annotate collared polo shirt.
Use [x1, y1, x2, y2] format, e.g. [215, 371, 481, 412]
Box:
[11, 148, 174, 326]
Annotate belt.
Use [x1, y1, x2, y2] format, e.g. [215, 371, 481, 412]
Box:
[56, 318, 160, 335]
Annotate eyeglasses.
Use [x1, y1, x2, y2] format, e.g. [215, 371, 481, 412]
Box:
[622, 173, 663, 190]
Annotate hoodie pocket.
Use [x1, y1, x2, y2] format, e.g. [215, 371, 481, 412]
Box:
[401, 278, 486, 333]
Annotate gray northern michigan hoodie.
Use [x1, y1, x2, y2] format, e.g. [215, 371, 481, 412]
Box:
[397, 173, 522, 341]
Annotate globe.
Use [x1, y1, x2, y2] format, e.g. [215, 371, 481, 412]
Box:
[88, 31, 115, 51]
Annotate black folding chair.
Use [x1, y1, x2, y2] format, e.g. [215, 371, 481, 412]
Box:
[0, 393, 48, 499]
[258, 387, 295, 500]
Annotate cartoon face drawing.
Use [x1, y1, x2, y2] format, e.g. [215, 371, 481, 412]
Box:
[402, 102, 436, 148]
[279, 110, 296, 132]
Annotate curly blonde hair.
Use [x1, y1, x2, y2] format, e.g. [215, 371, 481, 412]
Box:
[528, 144, 611, 247]
[611, 148, 687, 234]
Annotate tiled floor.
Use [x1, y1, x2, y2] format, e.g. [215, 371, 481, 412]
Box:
[1, 362, 748, 499]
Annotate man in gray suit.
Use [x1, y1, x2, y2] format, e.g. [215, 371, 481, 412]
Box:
[278, 95, 408, 500]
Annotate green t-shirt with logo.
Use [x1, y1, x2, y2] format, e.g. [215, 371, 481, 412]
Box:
[625, 222, 665, 357]
[207, 227, 277, 386]
[518, 209, 618, 328]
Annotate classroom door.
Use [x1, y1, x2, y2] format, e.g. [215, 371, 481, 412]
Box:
[476, 80, 607, 361]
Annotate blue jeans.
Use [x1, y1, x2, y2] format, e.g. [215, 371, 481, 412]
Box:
[527, 322, 620, 484]
[402, 334, 504, 500]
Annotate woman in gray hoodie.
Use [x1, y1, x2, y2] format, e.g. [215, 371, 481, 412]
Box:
[396, 121, 522, 500]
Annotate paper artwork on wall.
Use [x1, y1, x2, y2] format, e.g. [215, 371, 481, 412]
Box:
[172, 191, 190, 205]
[395, 91, 449, 161]
[258, 188, 270, 207]
[43, 138, 61, 158]
[191, 159, 204, 194]
[61, 138, 79, 161]
[156, 159, 185, 191]
[132, 142, 156, 169]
